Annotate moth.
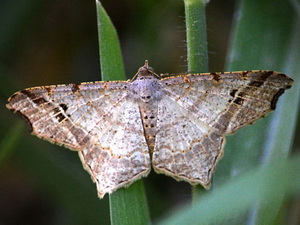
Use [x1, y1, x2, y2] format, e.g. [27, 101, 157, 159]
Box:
[6, 61, 293, 198]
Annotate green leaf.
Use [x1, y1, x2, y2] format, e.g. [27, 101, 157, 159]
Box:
[96, 0, 125, 81]
[158, 154, 300, 225]
[95, 1, 150, 224]
[109, 180, 151, 225]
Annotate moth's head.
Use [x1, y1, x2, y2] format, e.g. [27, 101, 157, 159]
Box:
[137, 60, 154, 77]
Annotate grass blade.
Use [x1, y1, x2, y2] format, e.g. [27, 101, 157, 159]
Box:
[158, 154, 300, 225]
[96, 0, 125, 80]
[109, 180, 151, 225]
[96, 1, 150, 224]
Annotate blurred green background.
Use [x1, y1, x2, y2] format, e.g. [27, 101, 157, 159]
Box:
[0, 0, 299, 225]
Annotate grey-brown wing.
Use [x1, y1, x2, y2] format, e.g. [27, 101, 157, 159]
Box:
[7, 81, 151, 198]
[152, 71, 292, 187]
[152, 95, 224, 188]
[160, 71, 293, 134]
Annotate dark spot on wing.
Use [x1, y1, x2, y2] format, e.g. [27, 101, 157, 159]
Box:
[53, 107, 59, 114]
[260, 71, 274, 80]
[233, 97, 244, 105]
[211, 73, 220, 82]
[248, 80, 264, 87]
[21, 89, 36, 98]
[242, 71, 251, 77]
[71, 83, 80, 93]
[238, 91, 246, 97]
[248, 71, 273, 87]
[21, 89, 48, 105]
[53, 107, 67, 122]
[45, 87, 52, 95]
[286, 84, 292, 89]
[21, 89, 33, 97]
[271, 88, 285, 110]
[56, 113, 66, 122]
[230, 89, 238, 97]
[32, 97, 48, 105]
[59, 103, 68, 112]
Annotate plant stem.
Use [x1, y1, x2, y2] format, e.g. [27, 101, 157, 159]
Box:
[184, 0, 209, 73]
[183, 0, 209, 203]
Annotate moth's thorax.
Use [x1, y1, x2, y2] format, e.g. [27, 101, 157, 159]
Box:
[130, 75, 161, 151]
[127, 63, 162, 151]
[130, 75, 163, 103]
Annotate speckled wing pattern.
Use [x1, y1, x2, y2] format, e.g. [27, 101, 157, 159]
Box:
[6, 63, 293, 198]
[152, 71, 293, 188]
[6, 82, 151, 198]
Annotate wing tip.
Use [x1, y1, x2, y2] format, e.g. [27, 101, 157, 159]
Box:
[270, 88, 286, 110]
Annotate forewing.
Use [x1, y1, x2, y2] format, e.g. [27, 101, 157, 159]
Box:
[7, 81, 128, 149]
[153, 71, 292, 187]
[152, 96, 224, 187]
[161, 71, 293, 134]
[7, 81, 151, 198]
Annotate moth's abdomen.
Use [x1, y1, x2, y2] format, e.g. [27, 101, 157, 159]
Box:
[139, 101, 158, 153]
